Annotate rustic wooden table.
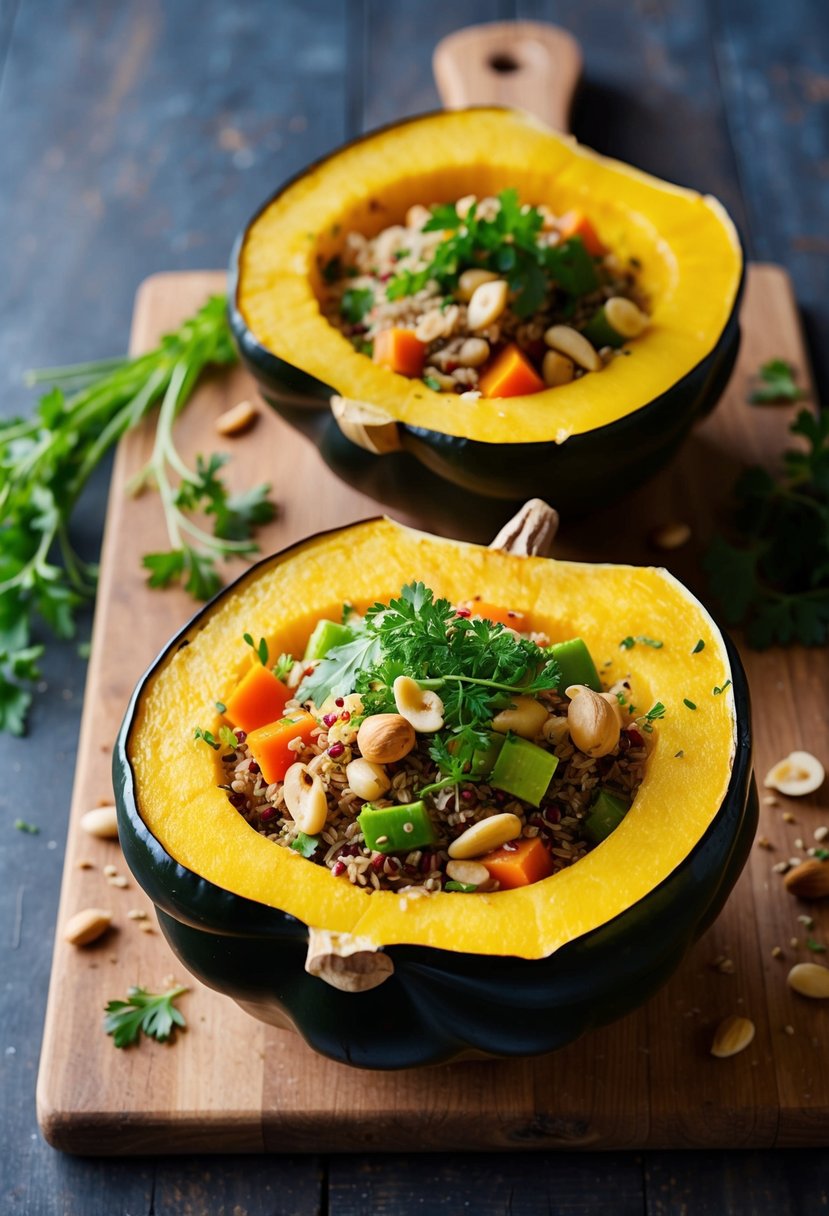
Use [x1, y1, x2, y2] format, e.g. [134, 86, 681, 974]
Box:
[1, 1, 827, 1212]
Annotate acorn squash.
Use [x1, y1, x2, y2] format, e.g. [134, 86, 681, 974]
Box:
[115, 511, 756, 1068]
[228, 107, 743, 507]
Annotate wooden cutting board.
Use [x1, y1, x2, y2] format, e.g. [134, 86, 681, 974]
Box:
[36, 267, 828, 1154]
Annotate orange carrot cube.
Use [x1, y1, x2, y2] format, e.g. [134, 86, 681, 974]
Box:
[557, 210, 606, 257]
[481, 836, 555, 889]
[479, 343, 545, 398]
[373, 328, 427, 377]
[246, 712, 318, 784]
[460, 600, 527, 630]
[224, 664, 291, 734]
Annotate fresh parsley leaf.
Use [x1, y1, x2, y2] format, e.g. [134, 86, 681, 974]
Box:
[638, 702, 666, 733]
[424, 375, 442, 392]
[194, 726, 219, 749]
[814, 848, 829, 861]
[806, 938, 827, 954]
[749, 358, 807, 404]
[298, 630, 383, 706]
[290, 832, 320, 858]
[444, 880, 478, 892]
[340, 287, 374, 324]
[143, 549, 186, 589]
[218, 725, 239, 749]
[104, 984, 188, 1048]
[705, 406, 829, 648]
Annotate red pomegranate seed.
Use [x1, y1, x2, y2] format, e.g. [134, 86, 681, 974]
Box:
[322, 712, 338, 728]
[340, 711, 351, 722]
[455, 607, 471, 618]
[328, 742, 345, 758]
[335, 697, 344, 707]
[371, 853, 385, 872]
[331, 860, 346, 877]
[461, 788, 475, 802]
[234, 729, 246, 743]
[304, 666, 315, 677]
[259, 806, 276, 822]
[626, 727, 645, 748]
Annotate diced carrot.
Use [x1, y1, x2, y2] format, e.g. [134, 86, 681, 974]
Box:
[481, 837, 555, 889]
[246, 712, 318, 784]
[373, 328, 427, 377]
[479, 343, 545, 398]
[223, 664, 291, 734]
[460, 600, 527, 630]
[557, 209, 606, 257]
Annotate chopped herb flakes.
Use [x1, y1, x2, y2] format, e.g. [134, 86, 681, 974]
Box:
[806, 938, 827, 954]
[713, 681, 732, 696]
[674, 751, 685, 759]
[692, 640, 705, 654]
[683, 698, 697, 711]
[194, 727, 220, 749]
[340, 287, 374, 324]
[14, 819, 39, 834]
[620, 636, 663, 650]
[243, 633, 270, 666]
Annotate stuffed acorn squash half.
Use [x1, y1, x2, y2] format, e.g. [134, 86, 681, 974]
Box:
[115, 506, 756, 1069]
[229, 107, 743, 509]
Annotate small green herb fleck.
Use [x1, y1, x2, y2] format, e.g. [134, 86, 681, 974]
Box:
[218, 725, 239, 750]
[77, 641, 92, 660]
[619, 636, 635, 650]
[692, 639, 705, 654]
[638, 702, 666, 733]
[215, 700, 227, 714]
[713, 680, 732, 696]
[290, 832, 320, 858]
[272, 653, 294, 681]
[104, 984, 188, 1048]
[322, 255, 342, 284]
[814, 848, 829, 861]
[340, 287, 374, 325]
[806, 938, 827, 954]
[749, 358, 807, 405]
[674, 750, 684, 759]
[14, 819, 39, 834]
[683, 698, 697, 710]
[424, 375, 442, 392]
[444, 880, 478, 893]
[194, 726, 219, 749]
[243, 633, 269, 666]
[620, 635, 663, 650]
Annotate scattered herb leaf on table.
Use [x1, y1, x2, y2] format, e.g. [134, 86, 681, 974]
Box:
[104, 984, 188, 1048]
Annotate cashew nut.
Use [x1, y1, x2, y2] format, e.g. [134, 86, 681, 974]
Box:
[467, 279, 509, 331]
[346, 757, 391, 801]
[393, 675, 444, 733]
[566, 685, 621, 758]
[283, 763, 329, 835]
[448, 812, 522, 860]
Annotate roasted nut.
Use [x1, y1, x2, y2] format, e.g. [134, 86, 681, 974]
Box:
[650, 521, 692, 550]
[405, 203, 431, 229]
[711, 1015, 755, 1058]
[784, 859, 829, 900]
[492, 695, 548, 739]
[215, 399, 258, 437]
[455, 193, 477, 220]
[764, 751, 825, 797]
[566, 686, 621, 758]
[415, 308, 449, 344]
[457, 337, 490, 368]
[467, 279, 509, 331]
[446, 859, 490, 887]
[80, 806, 119, 839]
[283, 763, 328, 835]
[787, 962, 829, 999]
[393, 676, 444, 733]
[64, 908, 113, 947]
[357, 714, 416, 763]
[457, 268, 499, 301]
[448, 813, 522, 860]
[604, 296, 648, 338]
[346, 757, 391, 802]
[542, 350, 575, 387]
[544, 325, 602, 372]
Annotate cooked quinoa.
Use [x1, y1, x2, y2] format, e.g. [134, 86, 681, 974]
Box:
[210, 587, 655, 896]
[320, 190, 649, 398]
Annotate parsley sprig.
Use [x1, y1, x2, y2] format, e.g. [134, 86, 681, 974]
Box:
[749, 358, 807, 405]
[104, 984, 188, 1048]
[705, 406, 829, 647]
[386, 189, 598, 318]
[0, 296, 273, 734]
[297, 582, 559, 788]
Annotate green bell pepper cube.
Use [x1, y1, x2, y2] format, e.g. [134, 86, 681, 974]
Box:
[358, 800, 437, 854]
[490, 736, 558, 806]
[550, 637, 602, 693]
[303, 619, 356, 661]
[584, 790, 630, 844]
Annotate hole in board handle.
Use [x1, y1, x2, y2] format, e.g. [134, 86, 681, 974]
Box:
[489, 53, 520, 73]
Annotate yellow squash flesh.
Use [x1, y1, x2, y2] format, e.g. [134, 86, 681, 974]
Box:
[129, 518, 737, 960]
[237, 107, 742, 444]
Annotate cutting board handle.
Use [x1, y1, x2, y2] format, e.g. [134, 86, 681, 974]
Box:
[433, 20, 582, 133]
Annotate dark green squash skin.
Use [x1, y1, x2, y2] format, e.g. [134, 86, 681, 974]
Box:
[227, 137, 745, 509]
[114, 539, 756, 1070]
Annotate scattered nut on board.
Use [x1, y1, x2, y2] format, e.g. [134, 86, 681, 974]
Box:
[787, 962, 829, 999]
[64, 908, 112, 946]
[649, 521, 692, 550]
[215, 399, 258, 436]
[764, 751, 825, 797]
[80, 806, 119, 839]
[711, 1015, 755, 1058]
[783, 859, 829, 900]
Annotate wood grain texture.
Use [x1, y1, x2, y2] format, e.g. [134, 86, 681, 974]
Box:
[35, 266, 828, 1155]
